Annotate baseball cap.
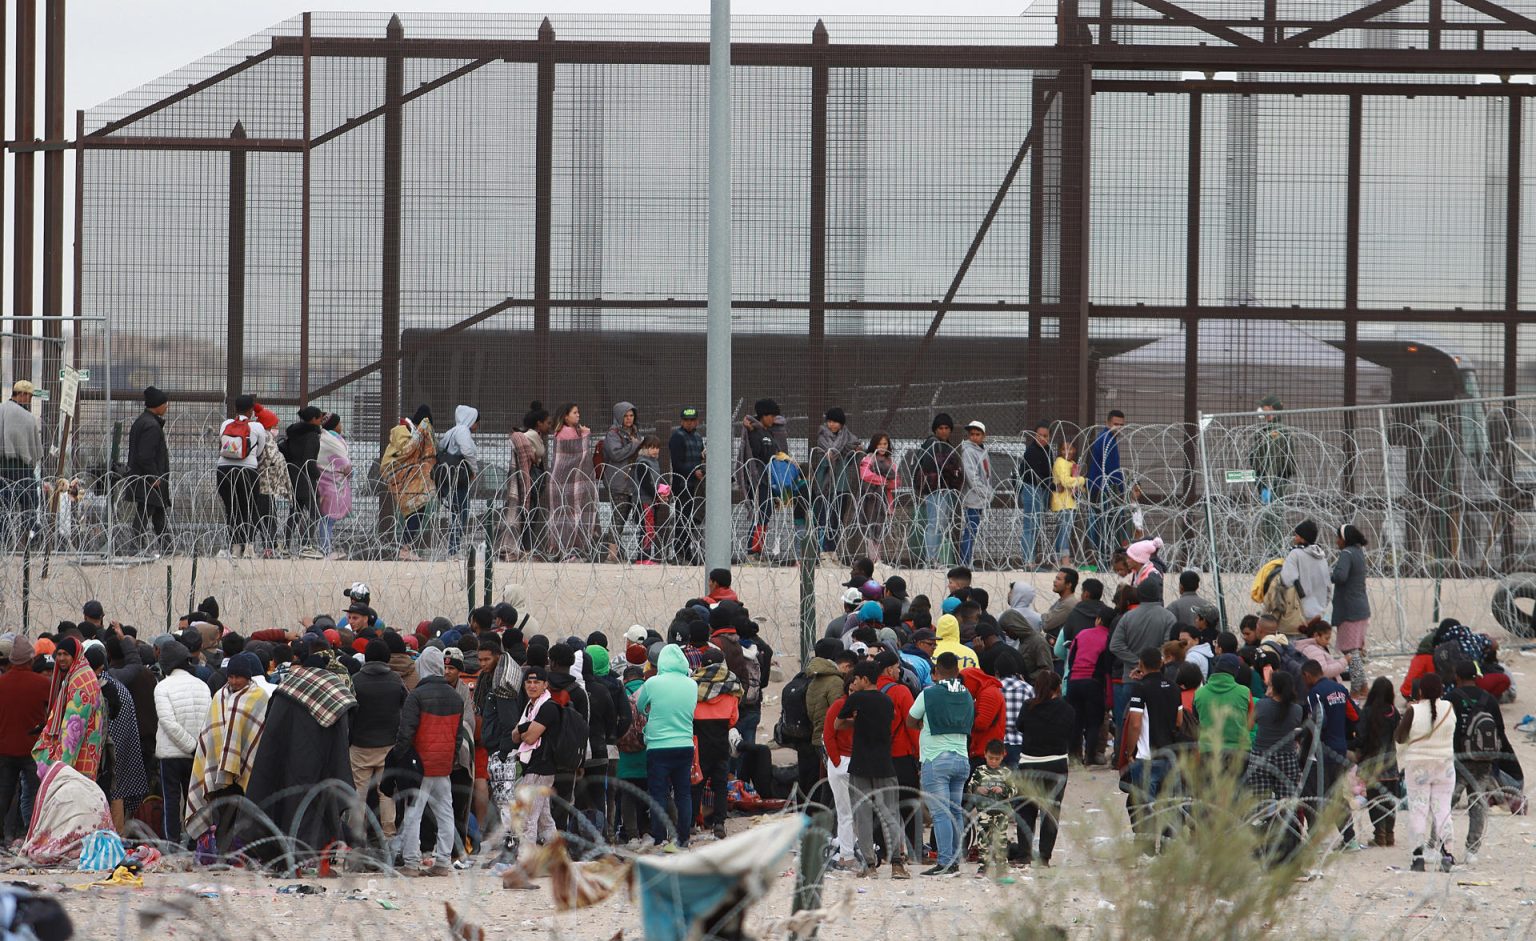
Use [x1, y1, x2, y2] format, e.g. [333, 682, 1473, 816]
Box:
[345, 603, 376, 620]
[443, 647, 465, 668]
[911, 629, 937, 642]
[12, 380, 33, 395]
[941, 596, 962, 615]
[840, 587, 863, 607]
[965, 420, 987, 434]
[858, 600, 884, 623]
[343, 582, 371, 602]
[624, 624, 648, 644]
[680, 406, 699, 420]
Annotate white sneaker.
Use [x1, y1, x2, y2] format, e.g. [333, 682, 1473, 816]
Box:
[299, 546, 324, 560]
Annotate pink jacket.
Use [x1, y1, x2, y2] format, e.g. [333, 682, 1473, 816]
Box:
[1069, 625, 1110, 680]
[1293, 636, 1348, 680]
[859, 454, 897, 509]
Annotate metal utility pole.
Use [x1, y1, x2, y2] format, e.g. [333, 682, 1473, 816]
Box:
[704, 0, 733, 576]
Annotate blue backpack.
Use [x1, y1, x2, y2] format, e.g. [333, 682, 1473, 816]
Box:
[769, 456, 802, 499]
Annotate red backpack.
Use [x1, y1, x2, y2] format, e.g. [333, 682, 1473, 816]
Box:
[219, 416, 254, 460]
[617, 688, 647, 753]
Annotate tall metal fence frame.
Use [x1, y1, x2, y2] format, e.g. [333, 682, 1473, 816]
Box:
[58, 1, 1536, 448]
[1190, 392, 1536, 652]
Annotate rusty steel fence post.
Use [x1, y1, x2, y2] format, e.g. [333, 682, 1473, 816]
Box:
[227, 122, 247, 414]
[534, 19, 555, 407]
[380, 15, 404, 446]
[300, 11, 313, 406]
[13, 0, 36, 384]
[807, 21, 828, 455]
[41, 0, 64, 403]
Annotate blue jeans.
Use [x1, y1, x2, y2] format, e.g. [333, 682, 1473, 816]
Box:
[922, 490, 957, 564]
[1054, 509, 1075, 559]
[959, 507, 983, 566]
[447, 481, 471, 554]
[1123, 756, 1171, 848]
[318, 516, 336, 554]
[920, 750, 970, 867]
[646, 746, 694, 847]
[1085, 492, 1127, 567]
[1018, 484, 1046, 564]
[1111, 679, 1133, 742]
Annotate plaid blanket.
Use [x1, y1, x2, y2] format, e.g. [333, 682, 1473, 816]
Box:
[184, 683, 270, 831]
[275, 666, 357, 729]
[693, 662, 743, 703]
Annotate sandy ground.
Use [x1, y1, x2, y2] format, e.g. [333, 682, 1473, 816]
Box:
[12, 651, 1536, 941]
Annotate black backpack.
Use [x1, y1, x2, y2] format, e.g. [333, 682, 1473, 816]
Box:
[548, 699, 591, 773]
[1433, 640, 1473, 680]
[775, 672, 814, 745]
[1450, 689, 1502, 761]
[1265, 640, 1309, 684]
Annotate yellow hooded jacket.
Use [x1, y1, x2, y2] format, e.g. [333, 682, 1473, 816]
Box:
[933, 614, 978, 671]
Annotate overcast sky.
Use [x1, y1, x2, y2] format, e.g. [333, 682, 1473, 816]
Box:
[70, 0, 1029, 113]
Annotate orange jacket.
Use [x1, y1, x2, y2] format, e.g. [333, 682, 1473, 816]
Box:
[960, 667, 1006, 758]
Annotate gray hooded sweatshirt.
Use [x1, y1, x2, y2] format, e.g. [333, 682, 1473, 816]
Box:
[603, 401, 642, 496]
[438, 405, 480, 473]
[959, 439, 993, 510]
[1108, 577, 1176, 679]
[997, 581, 1043, 640]
[1281, 543, 1332, 621]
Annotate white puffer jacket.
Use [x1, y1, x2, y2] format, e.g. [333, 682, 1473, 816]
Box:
[154, 669, 212, 759]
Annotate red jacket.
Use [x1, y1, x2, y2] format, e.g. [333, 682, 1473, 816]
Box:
[0, 667, 51, 757]
[822, 697, 854, 766]
[398, 675, 465, 777]
[877, 677, 920, 759]
[704, 586, 739, 605]
[249, 629, 290, 643]
[960, 667, 1007, 759]
[1400, 653, 1434, 701]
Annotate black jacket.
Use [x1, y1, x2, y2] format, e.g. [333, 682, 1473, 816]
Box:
[126, 409, 171, 508]
[351, 661, 407, 749]
[1063, 598, 1112, 642]
[583, 674, 616, 769]
[1017, 438, 1054, 489]
[1016, 696, 1077, 758]
[281, 421, 322, 507]
[914, 434, 963, 496]
[548, 671, 593, 764]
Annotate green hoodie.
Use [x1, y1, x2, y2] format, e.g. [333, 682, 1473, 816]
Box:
[1193, 672, 1252, 754]
[637, 644, 699, 751]
[586, 644, 611, 677]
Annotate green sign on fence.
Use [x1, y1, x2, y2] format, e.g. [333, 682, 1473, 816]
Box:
[1224, 469, 1256, 484]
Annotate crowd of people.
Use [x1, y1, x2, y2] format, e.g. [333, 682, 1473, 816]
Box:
[0, 515, 1526, 882]
[1, 380, 1168, 568]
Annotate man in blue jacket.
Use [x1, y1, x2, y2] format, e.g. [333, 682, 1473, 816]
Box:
[1085, 410, 1127, 570]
